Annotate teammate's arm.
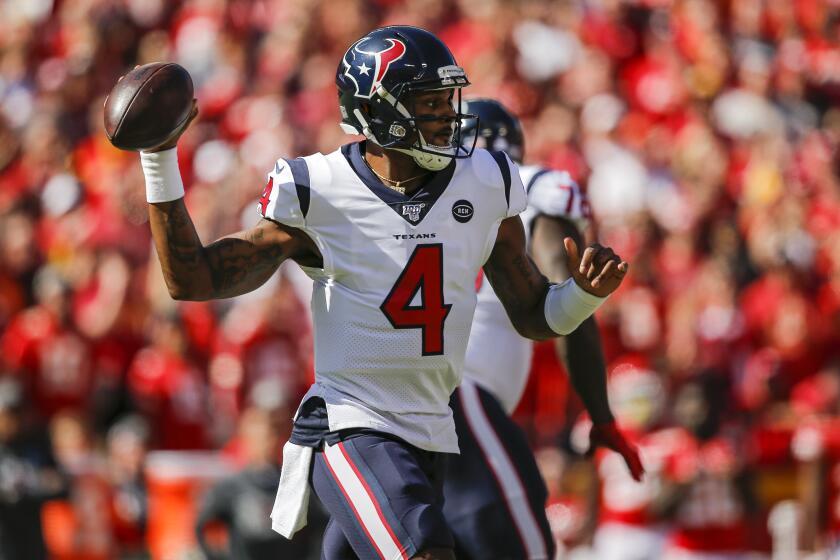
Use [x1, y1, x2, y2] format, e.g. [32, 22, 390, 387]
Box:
[483, 215, 626, 340]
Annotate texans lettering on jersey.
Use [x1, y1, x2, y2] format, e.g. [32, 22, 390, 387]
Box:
[257, 142, 526, 453]
[462, 164, 592, 413]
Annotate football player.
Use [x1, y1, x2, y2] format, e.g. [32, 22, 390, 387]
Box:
[443, 99, 643, 560]
[127, 26, 629, 560]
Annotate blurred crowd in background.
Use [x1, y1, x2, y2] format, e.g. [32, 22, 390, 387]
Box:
[0, 0, 839, 558]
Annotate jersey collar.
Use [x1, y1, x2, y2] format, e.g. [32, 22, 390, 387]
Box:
[341, 142, 456, 226]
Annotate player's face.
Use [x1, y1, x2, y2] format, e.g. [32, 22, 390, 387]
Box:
[409, 89, 457, 147]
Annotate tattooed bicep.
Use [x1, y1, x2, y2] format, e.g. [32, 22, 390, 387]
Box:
[199, 220, 302, 298]
[205, 236, 286, 294]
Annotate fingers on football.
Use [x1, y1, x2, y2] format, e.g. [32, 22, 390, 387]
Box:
[186, 99, 199, 126]
[173, 100, 199, 139]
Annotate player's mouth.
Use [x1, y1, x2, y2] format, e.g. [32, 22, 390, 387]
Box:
[430, 128, 454, 146]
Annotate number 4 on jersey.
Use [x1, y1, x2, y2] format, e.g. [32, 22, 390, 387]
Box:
[381, 244, 452, 356]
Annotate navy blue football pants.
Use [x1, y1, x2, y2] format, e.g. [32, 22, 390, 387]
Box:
[443, 380, 555, 560]
[312, 433, 454, 560]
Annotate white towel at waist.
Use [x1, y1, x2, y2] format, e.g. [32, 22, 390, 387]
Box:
[270, 441, 313, 539]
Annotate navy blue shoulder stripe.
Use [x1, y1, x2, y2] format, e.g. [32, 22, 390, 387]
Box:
[287, 157, 311, 219]
[489, 151, 512, 208]
[525, 168, 552, 195]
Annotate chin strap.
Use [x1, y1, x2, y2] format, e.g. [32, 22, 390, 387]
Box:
[393, 147, 452, 171]
[393, 127, 457, 171]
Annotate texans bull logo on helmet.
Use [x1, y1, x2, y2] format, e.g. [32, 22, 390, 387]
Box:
[343, 38, 407, 99]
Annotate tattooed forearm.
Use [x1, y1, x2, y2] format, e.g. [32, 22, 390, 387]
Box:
[485, 252, 548, 310]
[148, 200, 288, 301]
[511, 253, 546, 297]
[485, 216, 556, 340]
[161, 204, 204, 268]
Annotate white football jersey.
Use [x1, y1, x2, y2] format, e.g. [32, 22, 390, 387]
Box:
[258, 142, 526, 453]
[462, 164, 591, 413]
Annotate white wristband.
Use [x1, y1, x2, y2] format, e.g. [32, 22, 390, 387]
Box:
[140, 148, 185, 203]
[544, 278, 607, 335]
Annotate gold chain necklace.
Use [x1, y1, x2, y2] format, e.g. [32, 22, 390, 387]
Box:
[365, 161, 427, 194]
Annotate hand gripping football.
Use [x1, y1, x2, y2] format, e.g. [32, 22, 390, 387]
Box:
[103, 62, 194, 151]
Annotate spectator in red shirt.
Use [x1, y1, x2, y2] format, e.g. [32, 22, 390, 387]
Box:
[126, 311, 211, 450]
[1, 267, 95, 422]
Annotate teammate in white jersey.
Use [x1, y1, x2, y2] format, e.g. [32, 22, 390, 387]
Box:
[126, 26, 629, 560]
[442, 99, 644, 560]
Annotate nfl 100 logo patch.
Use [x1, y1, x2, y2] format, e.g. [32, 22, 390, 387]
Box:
[401, 202, 426, 223]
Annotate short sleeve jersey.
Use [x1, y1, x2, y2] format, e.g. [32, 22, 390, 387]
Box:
[258, 143, 526, 453]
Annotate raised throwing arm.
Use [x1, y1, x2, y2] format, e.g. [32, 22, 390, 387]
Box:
[138, 102, 319, 302]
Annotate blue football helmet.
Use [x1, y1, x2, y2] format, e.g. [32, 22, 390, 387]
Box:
[336, 26, 475, 171]
[460, 98, 524, 163]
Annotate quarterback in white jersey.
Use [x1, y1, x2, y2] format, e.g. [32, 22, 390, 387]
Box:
[126, 26, 629, 560]
[260, 141, 524, 455]
[442, 99, 644, 560]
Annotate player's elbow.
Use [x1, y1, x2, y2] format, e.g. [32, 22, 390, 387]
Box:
[166, 281, 210, 302]
[167, 286, 195, 301]
[510, 314, 556, 341]
[170, 291, 213, 302]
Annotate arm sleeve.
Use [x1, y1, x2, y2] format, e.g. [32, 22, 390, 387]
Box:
[257, 158, 310, 228]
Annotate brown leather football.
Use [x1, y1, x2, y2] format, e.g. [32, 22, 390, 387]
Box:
[103, 62, 194, 151]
